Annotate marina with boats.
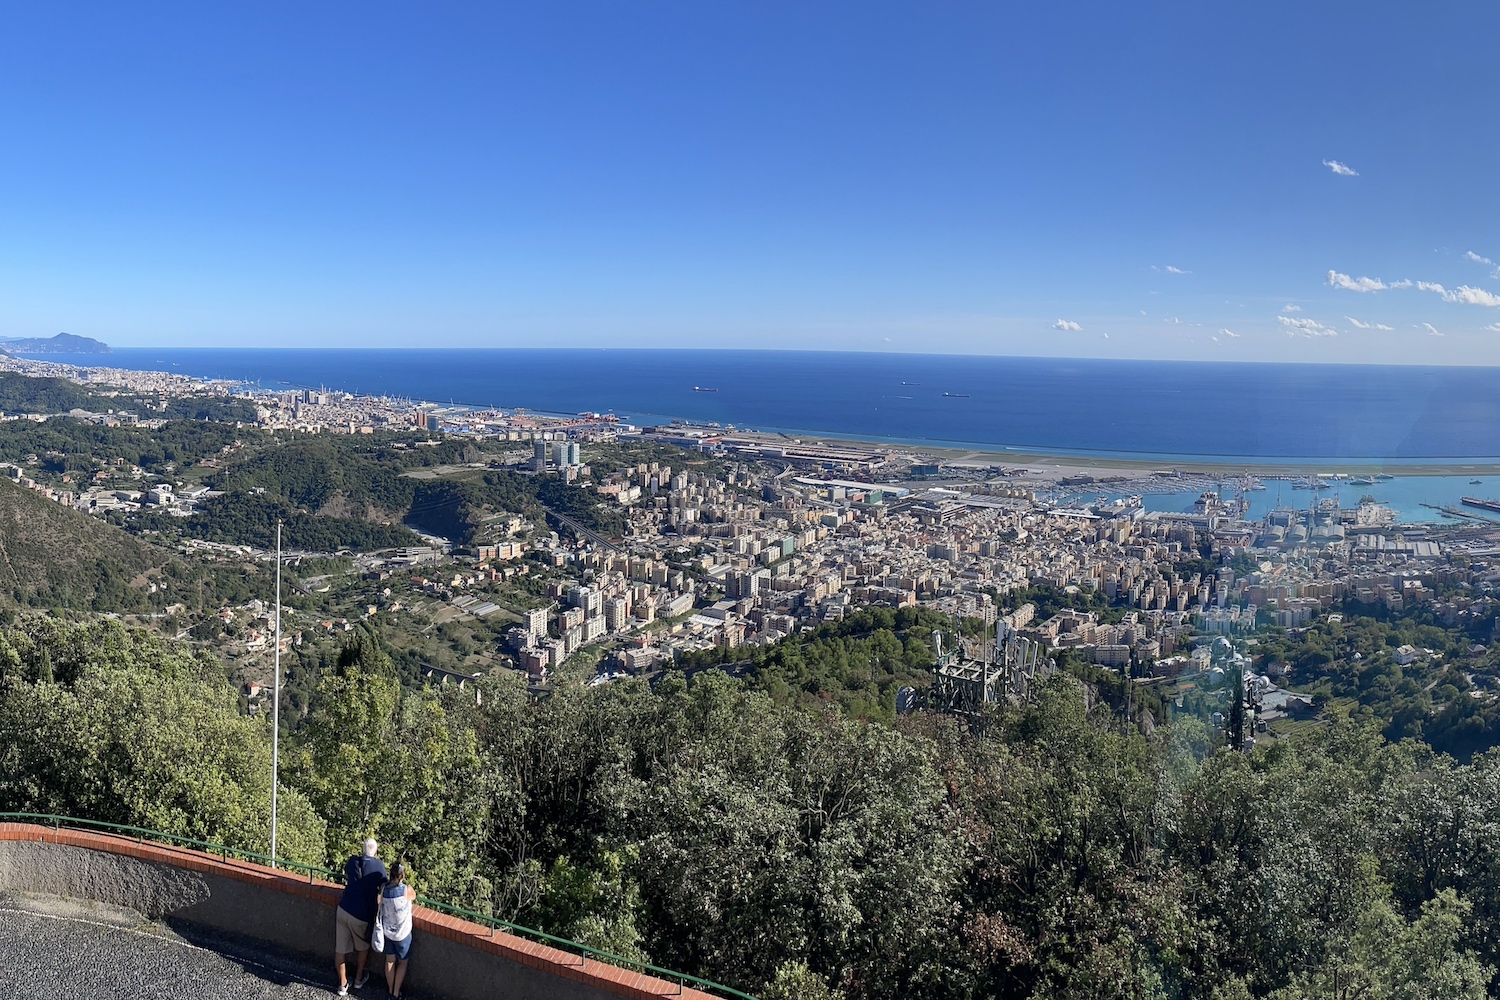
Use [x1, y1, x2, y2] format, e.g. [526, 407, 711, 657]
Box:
[1047, 470, 1500, 527]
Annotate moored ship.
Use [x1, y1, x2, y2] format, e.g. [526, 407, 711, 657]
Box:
[1460, 497, 1500, 514]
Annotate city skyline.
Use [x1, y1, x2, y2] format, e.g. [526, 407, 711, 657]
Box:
[1, 2, 1497, 362]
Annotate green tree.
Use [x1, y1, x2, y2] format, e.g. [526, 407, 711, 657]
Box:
[946, 675, 1181, 1000]
[0, 617, 325, 865]
[1269, 889, 1489, 1000]
[533, 847, 648, 964]
[287, 632, 489, 904]
[762, 961, 846, 1000]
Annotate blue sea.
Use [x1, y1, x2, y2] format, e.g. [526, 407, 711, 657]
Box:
[90, 349, 1500, 464]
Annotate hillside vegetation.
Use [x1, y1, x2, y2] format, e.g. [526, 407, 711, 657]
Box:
[6, 618, 1500, 1000]
[0, 416, 252, 473]
[0, 372, 98, 413]
[208, 435, 624, 547]
[0, 478, 177, 610]
[135, 492, 424, 552]
[0, 478, 264, 613]
[0, 617, 324, 863]
[0, 408, 631, 553]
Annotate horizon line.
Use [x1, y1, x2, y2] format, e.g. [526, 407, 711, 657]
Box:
[74, 345, 1500, 372]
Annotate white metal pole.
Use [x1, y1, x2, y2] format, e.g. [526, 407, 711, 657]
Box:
[271, 520, 281, 867]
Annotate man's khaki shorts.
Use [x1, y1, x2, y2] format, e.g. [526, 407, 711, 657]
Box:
[335, 906, 370, 953]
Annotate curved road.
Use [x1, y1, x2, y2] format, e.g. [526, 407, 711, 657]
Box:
[540, 503, 621, 552]
[0, 901, 379, 998]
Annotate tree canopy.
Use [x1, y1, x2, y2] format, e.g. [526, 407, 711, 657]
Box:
[6, 616, 1500, 1000]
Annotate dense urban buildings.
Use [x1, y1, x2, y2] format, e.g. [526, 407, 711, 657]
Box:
[5, 351, 1494, 703]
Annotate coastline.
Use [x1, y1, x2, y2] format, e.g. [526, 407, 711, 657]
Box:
[892, 444, 1500, 480]
[715, 425, 1500, 479]
[11, 348, 1500, 480]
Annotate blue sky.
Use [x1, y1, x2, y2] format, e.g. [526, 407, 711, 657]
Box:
[1, 2, 1497, 362]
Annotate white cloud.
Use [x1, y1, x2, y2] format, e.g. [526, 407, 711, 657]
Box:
[1164, 265, 1190, 275]
[1219, 328, 1241, 338]
[1052, 319, 1083, 332]
[1416, 281, 1500, 306]
[1279, 316, 1338, 337]
[1323, 159, 1358, 176]
[1327, 270, 1388, 292]
[1449, 285, 1500, 306]
[1486, 323, 1500, 333]
[1345, 316, 1395, 331]
[1102, 332, 1110, 339]
[1282, 303, 1301, 313]
[1466, 251, 1495, 266]
[1389, 279, 1412, 288]
[1418, 322, 1443, 337]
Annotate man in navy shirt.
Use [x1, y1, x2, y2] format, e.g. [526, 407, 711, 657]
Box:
[334, 838, 388, 995]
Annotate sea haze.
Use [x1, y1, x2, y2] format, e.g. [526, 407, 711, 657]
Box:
[84, 349, 1500, 462]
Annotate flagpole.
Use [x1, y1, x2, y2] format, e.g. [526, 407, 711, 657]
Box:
[271, 520, 282, 867]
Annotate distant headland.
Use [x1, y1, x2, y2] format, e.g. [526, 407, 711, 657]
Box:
[0, 332, 112, 355]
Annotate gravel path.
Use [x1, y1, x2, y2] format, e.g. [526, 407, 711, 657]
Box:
[0, 899, 399, 999]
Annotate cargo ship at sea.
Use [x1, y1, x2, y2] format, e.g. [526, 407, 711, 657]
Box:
[1460, 497, 1500, 514]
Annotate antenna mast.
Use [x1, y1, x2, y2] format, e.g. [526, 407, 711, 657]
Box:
[271, 520, 282, 867]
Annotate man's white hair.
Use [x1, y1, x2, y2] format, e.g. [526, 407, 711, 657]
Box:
[362, 838, 378, 858]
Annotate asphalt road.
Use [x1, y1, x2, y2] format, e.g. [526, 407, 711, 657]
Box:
[0, 901, 393, 999]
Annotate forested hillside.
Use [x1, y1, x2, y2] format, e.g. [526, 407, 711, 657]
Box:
[4, 617, 1497, 1000]
[0, 371, 99, 412]
[0, 414, 630, 553]
[0, 477, 178, 610]
[0, 478, 268, 613]
[0, 411, 254, 473]
[135, 492, 424, 551]
[214, 435, 433, 515]
[209, 435, 625, 546]
[403, 472, 626, 543]
[676, 606, 951, 721]
[1257, 608, 1500, 760]
[199, 434, 621, 548]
